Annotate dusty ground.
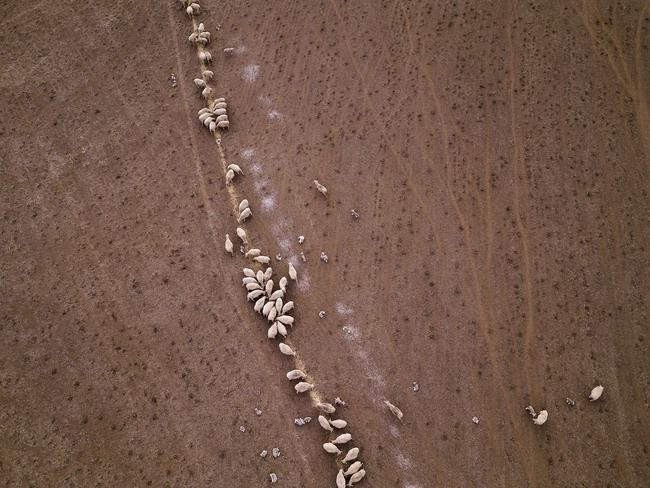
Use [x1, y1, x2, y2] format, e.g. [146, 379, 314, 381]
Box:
[1, 0, 649, 487]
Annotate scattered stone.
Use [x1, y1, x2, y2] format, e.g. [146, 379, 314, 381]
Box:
[272, 447, 280, 458]
[472, 416, 480, 424]
[303, 416, 312, 423]
[239, 245, 245, 255]
[239, 425, 246, 433]
[298, 235, 305, 244]
[260, 450, 268, 458]
[334, 397, 346, 406]
[320, 251, 328, 263]
[270, 473, 278, 483]
[566, 397, 576, 406]
[412, 382, 419, 392]
[342, 326, 353, 335]
[351, 209, 360, 219]
[275, 254, 282, 261]
[294, 416, 312, 426]
[169, 73, 177, 88]
[300, 251, 307, 262]
[254, 408, 262, 416]
[318, 310, 326, 319]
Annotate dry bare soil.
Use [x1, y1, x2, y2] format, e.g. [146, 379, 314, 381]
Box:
[1, 1, 649, 487]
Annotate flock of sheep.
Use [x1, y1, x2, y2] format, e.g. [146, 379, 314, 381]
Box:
[178, 2, 364, 485]
[526, 384, 605, 426]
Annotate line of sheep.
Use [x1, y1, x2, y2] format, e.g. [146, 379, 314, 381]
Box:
[179, 5, 366, 486]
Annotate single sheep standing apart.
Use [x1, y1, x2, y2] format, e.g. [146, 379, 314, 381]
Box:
[589, 385, 604, 401]
[533, 410, 548, 425]
[314, 179, 328, 196]
[224, 234, 233, 255]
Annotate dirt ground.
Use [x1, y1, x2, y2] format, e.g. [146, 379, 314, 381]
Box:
[1, 0, 649, 487]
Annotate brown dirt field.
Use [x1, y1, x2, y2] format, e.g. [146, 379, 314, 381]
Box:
[1, 1, 649, 487]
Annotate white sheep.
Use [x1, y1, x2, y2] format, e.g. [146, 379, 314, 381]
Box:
[199, 31, 211, 43]
[288, 262, 297, 281]
[193, 78, 206, 88]
[189, 2, 200, 13]
[332, 433, 352, 444]
[226, 169, 235, 184]
[294, 382, 314, 393]
[263, 267, 273, 280]
[245, 248, 261, 258]
[245, 282, 262, 291]
[274, 297, 283, 312]
[282, 301, 294, 314]
[336, 469, 346, 488]
[254, 297, 267, 313]
[254, 256, 271, 264]
[213, 108, 227, 116]
[242, 267, 255, 277]
[201, 87, 212, 99]
[348, 469, 366, 486]
[236, 227, 247, 243]
[329, 419, 347, 429]
[212, 101, 227, 110]
[199, 51, 212, 63]
[247, 290, 264, 301]
[286, 369, 306, 380]
[342, 447, 359, 463]
[198, 107, 211, 115]
[186, 6, 193, 16]
[238, 207, 252, 223]
[227, 163, 243, 174]
[384, 400, 403, 421]
[198, 112, 212, 122]
[197, 22, 204, 32]
[533, 410, 548, 425]
[201, 116, 214, 127]
[209, 121, 217, 133]
[277, 315, 294, 326]
[317, 402, 336, 414]
[256, 270, 265, 284]
[279, 276, 288, 292]
[188, 32, 198, 43]
[215, 114, 229, 123]
[344, 461, 363, 476]
[276, 322, 287, 337]
[318, 415, 333, 432]
[217, 120, 229, 129]
[238, 199, 249, 213]
[314, 179, 328, 196]
[224, 233, 233, 255]
[279, 343, 295, 356]
[323, 443, 341, 455]
[203, 70, 214, 79]
[267, 307, 278, 323]
[262, 301, 275, 317]
[589, 385, 604, 402]
[267, 323, 278, 339]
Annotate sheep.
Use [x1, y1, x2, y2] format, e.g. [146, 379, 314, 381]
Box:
[188, 32, 198, 43]
[282, 301, 294, 314]
[323, 443, 341, 455]
[209, 121, 217, 133]
[277, 315, 294, 326]
[196, 37, 208, 46]
[277, 322, 287, 337]
[201, 87, 212, 99]
[336, 469, 346, 488]
[236, 227, 247, 243]
[198, 112, 212, 122]
[267, 323, 278, 339]
[203, 70, 214, 79]
[263, 267, 273, 280]
[318, 415, 333, 432]
[213, 108, 227, 116]
[193, 78, 206, 88]
[332, 433, 352, 445]
[186, 6, 193, 16]
[344, 462, 363, 476]
[202, 116, 214, 127]
[262, 301, 275, 317]
[533, 410, 548, 425]
[254, 256, 271, 264]
[275, 297, 283, 312]
[329, 419, 347, 429]
[279, 276, 288, 292]
[288, 262, 297, 281]
[199, 51, 212, 63]
[267, 307, 278, 323]
[242, 277, 257, 285]
[227, 163, 243, 174]
[212, 101, 227, 110]
[342, 447, 359, 463]
[238, 207, 252, 223]
[294, 382, 314, 393]
[347, 469, 366, 486]
[279, 343, 295, 356]
[264, 279, 274, 296]
[384, 400, 403, 421]
[224, 234, 233, 255]
[286, 370, 306, 381]
[214, 97, 226, 103]
[189, 2, 200, 13]
[217, 120, 229, 129]
[224, 47, 235, 56]
[226, 169, 235, 184]
[314, 179, 328, 196]
[198, 107, 211, 115]
[197, 22, 204, 32]
[238, 199, 249, 213]
[199, 31, 211, 43]
[254, 297, 267, 313]
[242, 267, 255, 277]
[246, 282, 262, 291]
[256, 270, 265, 284]
[589, 385, 604, 402]
[317, 402, 336, 414]
[245, 248, 261, 258]
[247, 290, 264, 301]
[215, 114, 229, 123]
